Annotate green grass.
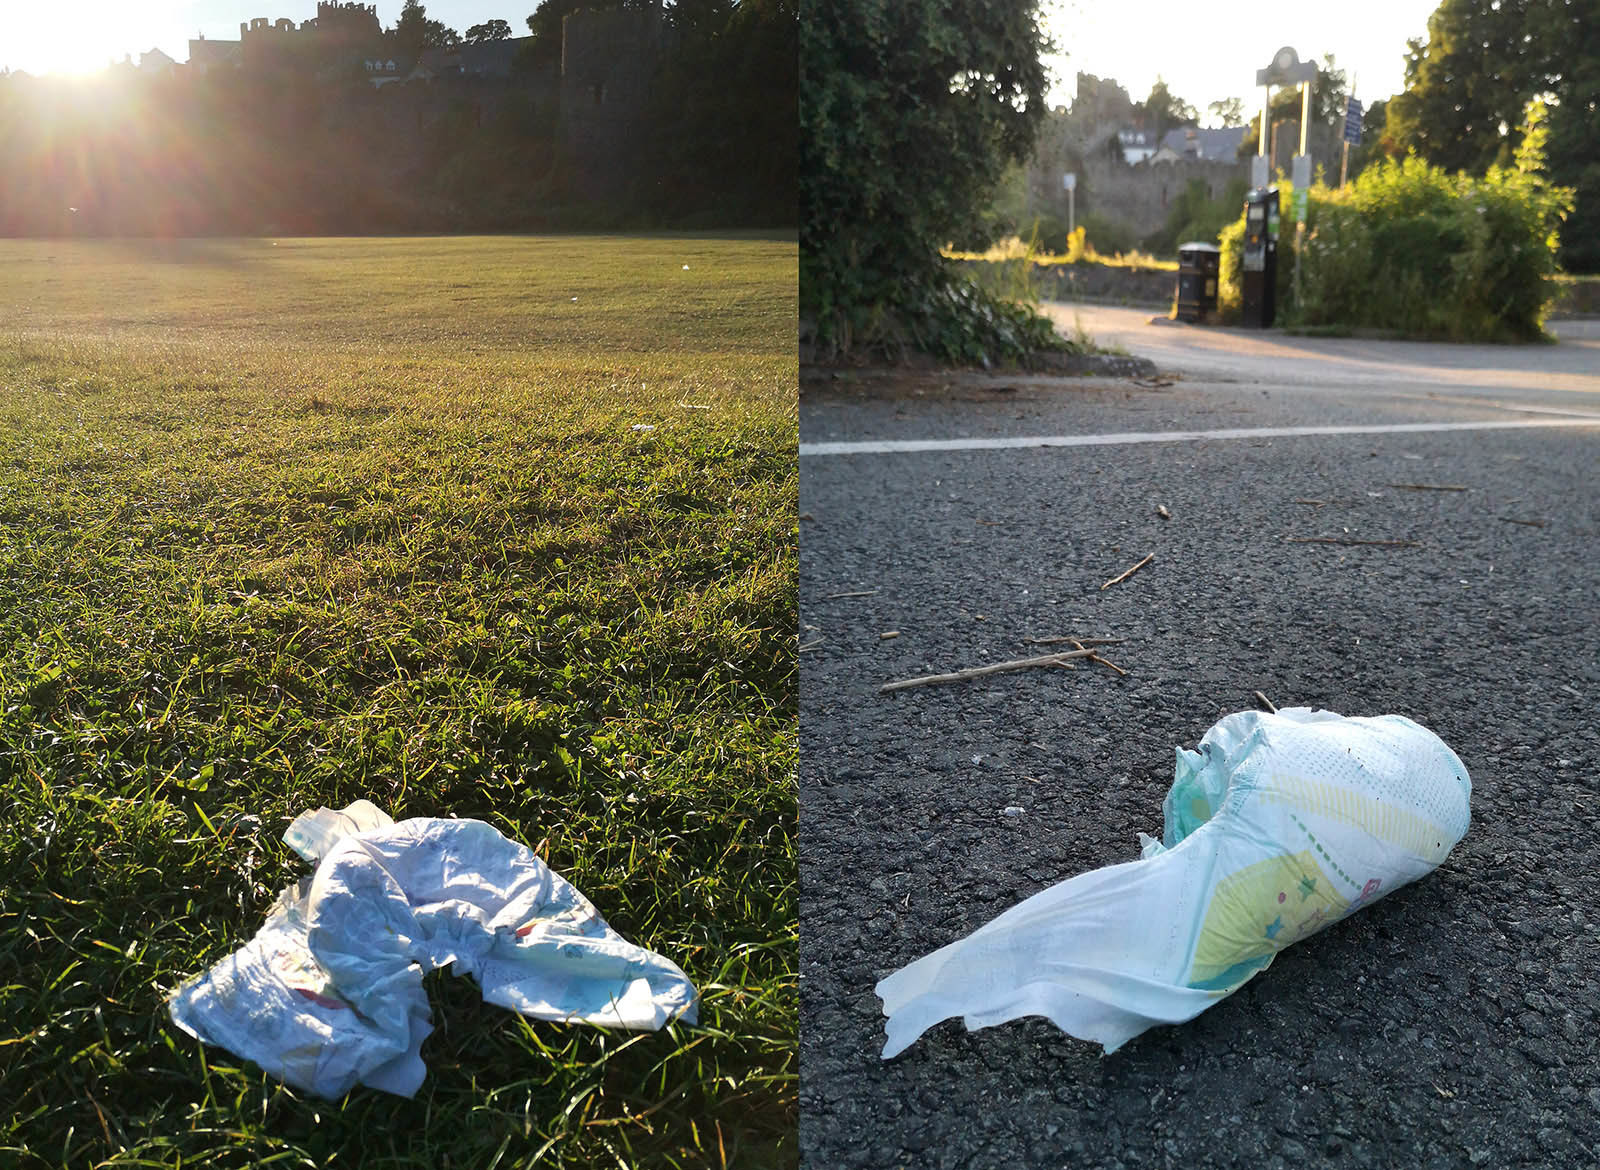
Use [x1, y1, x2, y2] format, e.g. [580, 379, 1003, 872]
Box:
[0, 236, 797, 1168]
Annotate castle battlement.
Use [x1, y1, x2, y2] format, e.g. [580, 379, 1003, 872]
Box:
[240, 3, 378, 43]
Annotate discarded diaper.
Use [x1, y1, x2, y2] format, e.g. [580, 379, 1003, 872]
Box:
[169, 800, 698, 1099]
[877, 708, 1470, 1058]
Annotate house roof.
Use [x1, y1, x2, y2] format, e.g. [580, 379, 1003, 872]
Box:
[417, 36, 532, 79]
[187, 38, 241, 66]
[1159, 126, 1248, 161]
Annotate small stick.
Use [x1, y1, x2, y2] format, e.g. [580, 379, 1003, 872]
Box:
[1498, 516, 1545, 528]
[1253, 690, 1278, 714]
[825, 589, 879, 600]
[1100, 553, 1154, 590]
[1294, 498, 1327, 506]
[1285, 537, 1421, 548]
[879, 631, 900, 640]
[881, 649, 1093, 693]
[799, 639, 824, 652]
[1023, 635, 1126, 647]
[1388, 483, 1469, 492]
[1088, 652, 1129, 676]
[1056, 635, 1129, 677]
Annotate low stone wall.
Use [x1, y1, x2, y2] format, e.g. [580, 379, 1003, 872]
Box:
[958, 259, 1177, 308]
[959, 263, 1599, 318]
[1548, 277, 1600, 318]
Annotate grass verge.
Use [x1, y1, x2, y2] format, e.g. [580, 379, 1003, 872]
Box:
[0, 235, 797, 1168]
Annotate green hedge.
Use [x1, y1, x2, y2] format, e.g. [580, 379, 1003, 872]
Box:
[1219, 152, 1573, 341]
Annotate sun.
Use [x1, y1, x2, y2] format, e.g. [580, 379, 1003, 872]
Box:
[0, 3, 180, 77]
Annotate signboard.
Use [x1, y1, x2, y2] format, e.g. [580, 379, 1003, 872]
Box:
[1344, 96, 1363, 145]
[1062, 172, 1076, 191]
[1257, 45, 1318, 87]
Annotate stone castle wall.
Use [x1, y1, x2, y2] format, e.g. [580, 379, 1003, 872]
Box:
[560, 5, 665, 198]
[1078, 156, 1249, 239]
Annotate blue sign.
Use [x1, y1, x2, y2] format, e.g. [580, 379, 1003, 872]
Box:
[1344, 96, 1363, 145]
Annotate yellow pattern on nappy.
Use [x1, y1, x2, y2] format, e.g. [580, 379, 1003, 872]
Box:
[1187, 850, 1350, 992]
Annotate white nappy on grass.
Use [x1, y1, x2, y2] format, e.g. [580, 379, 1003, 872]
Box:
[878, 708, 1471, 1058]
[169, 800, 698, 1098]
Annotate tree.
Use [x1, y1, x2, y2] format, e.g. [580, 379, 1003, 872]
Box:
[464, 19, 512, 43]
[393, 0, 460, 57]
[800, 0, 1054, 359]
[1207, 97, 1245, 127]
[525, 0, 654, 62]
[1386, 6, 1520, 173]
[639, 0, 794, 224]
[1385, 0, 1597, 271]
[1138, 77, 1197, 140]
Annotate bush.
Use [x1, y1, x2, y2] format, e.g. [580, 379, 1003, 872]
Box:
[800, 0, 1057, 360]
[1218, 145, 1573, 340]
[901, 267, 1069, 364]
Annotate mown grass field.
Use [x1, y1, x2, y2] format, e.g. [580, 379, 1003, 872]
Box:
[0, 235, 797, 1168]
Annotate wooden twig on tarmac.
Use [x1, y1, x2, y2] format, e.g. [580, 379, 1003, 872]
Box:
[1388, 483, 1469, 492]
[1087, 652, 1128, 676]
[1499, 516, 1546, 528]
[1100, 553, 1154, 590]
[825, 589, 879, 600]
[799, 639, 824, 652]
[1285, 537, 1421, 548]
[1294, 499, 1328, 506]
[880, 649, 1094, 693]
[1053, 635, 1129, 677]
[1253, 691, 1278, 714]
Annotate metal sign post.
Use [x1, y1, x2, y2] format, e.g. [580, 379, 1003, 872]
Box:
[1340, 91, 1362, 187]
[1062, 172, 1076, 235]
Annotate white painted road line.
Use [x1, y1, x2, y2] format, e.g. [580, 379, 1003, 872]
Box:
[799, 417, 1600, 457]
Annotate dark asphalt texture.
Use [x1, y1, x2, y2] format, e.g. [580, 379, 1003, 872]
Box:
[798, 373, 1600, 1170]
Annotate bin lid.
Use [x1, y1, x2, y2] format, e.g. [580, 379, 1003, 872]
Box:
[1177, 242, 1221, 253]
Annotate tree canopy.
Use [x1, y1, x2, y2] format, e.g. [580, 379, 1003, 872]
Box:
[1138, 78, 1197, 138]
[464, 19, 512, 43]
[393, 0, 460, 55]
[800, 0, 1056, 359]
[1384, 0, 1597, 271]
[1207, 97, 1245, 128]
[524, 0, 663, 62]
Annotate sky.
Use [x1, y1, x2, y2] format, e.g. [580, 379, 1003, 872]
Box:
[0, 1, 531, 76]
[1041, 0, 1444, 119]
[0, 0, 1445, 110]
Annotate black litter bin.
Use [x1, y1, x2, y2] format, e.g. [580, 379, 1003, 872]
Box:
[1175, 242, 1222, 323]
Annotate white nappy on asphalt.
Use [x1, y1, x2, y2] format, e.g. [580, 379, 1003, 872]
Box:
[877, 708, 1471, 1058]
[169, 800, 698, 1098]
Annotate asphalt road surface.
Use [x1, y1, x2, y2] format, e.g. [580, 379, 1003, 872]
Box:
[799, 305, 1600, 1169]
